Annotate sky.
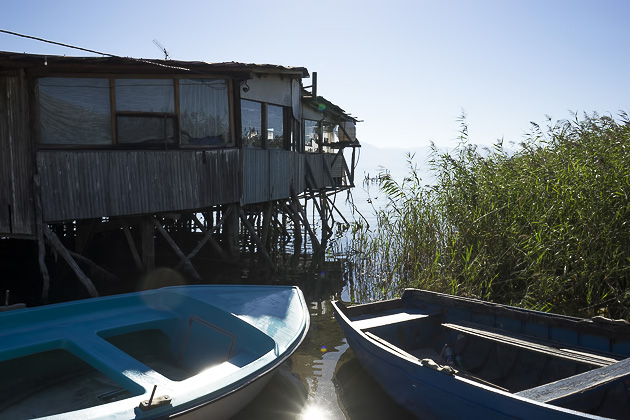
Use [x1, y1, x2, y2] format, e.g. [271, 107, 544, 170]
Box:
[2, 0, 629, 151]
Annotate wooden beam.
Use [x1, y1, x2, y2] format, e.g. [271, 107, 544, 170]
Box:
[67, 250, 120, 283]
[182, 210, 231, 263]
[33, 175, 50, 303]
[141, 217, 155, 272]
[43, 224, 99, 297]
[290, 187, 323, 254]
[238, 206, 275, 269]
[327, 194, 349, 225]
[151, 216, 201, 281]
[122, 224, 143, 270]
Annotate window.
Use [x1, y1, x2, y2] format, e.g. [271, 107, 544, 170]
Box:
[39, 78, 111, 145]
[241, 99, 262, 148]
[37, 77, 232, 148]
[304, 120, 319, 153]
[322, 123, 338, 153]
[266, 104, 284, 149]
[115, 79, 176, 145]
[179, 79, 230, 146]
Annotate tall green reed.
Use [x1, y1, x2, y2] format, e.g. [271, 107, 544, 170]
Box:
[349, 112, 630, 318]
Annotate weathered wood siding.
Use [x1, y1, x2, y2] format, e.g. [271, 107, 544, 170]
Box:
[241, 149, 305, 205]
[37, 150, 240, 222]
[0, 71, 35, 236]
[305, 153, 338, 189]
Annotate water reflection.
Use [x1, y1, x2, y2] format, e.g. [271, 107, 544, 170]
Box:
[233, 296, 415, 419]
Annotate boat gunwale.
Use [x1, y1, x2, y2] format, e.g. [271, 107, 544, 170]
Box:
[331, 290, 630, 420]
[0, 285, 310, 419]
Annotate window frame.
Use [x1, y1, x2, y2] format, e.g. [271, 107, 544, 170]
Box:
[35, 75, 235, 149]
[239, 99, 290, 150]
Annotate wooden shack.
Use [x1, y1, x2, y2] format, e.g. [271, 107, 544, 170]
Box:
[0, 51, 359, 302]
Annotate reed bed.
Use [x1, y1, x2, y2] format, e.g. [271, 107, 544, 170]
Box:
[348, 113, 630, 318]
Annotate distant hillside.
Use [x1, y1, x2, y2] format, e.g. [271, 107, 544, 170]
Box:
[353, 142, 436, 184]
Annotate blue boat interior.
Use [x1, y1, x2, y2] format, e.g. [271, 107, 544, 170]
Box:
[341, 290, 630, 419]
[0, 291, 276, 419]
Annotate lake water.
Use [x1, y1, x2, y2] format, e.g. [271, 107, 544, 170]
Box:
[228, 150, 426, 419]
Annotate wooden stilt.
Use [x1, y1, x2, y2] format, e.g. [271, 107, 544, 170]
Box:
[224, 204, 240, 258]
[122, 224, 143, 271]
[43, 224, 99, 297]
[326, 193, 349, 225]
[33, 174, 51, 303]
[290, 187, 323, 254]
[261, 202, 273, 249]
[151, 216, 201, 282]
[76, 219, 97, 254]
[238, 206, 276, 269]
[141, 217, 155, 272]
[67, 250, 120, 283]
[181, 210, 231, 264]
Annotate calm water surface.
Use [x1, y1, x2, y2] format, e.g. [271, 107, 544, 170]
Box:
[230, 278, 416, 420]
[230, 166, 418, 419]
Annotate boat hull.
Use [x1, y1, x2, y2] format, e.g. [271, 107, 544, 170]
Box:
[333, 289, 630, 419]
[0, 285, 310, 419]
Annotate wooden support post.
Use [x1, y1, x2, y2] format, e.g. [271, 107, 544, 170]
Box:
[320, 192, 329, 248]
[122, 224, 143, 271]
[282, 201, 302, 253]
[238, 206, 276, 269]
[224, 204, 240, 258]
[33, 175, 50, 303]
[327, 193, 349, 225]
[141, 217, 155, 272]
[43, 224, 99, 297]
[67, 250, 120, 283]
[76, 219, 97, 254]
[151, 216, 201, 282]
[181, 210, 232, 264]
[261, 202, 273, 249]
[290, 187, 323, 254]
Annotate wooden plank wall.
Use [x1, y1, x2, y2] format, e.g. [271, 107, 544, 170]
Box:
[36, 148, 349, 222]
[0, 71, 35, 236]
[241, 149, 309, 205]
[37, 149, 240, 222]
[241, 148, 270, 205]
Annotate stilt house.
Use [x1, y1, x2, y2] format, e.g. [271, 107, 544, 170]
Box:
[0, 51, 359, 301]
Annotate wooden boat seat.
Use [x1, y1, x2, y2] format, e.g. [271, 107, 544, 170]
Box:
[442, 320, 621, 368]
[352, 311, 434, 330]
[516, 356, 630, 403]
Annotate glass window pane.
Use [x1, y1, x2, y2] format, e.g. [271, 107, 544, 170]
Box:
[39, 78, 111, 145]
[241, 99, 262, 148]
[117, 116, 176, 144]
[322, 123, 338, 153]
[115, 79, 174, 112]
[179, 79, 230, 145]
[267, 104, 284, 149]
[304, 119, 319, 153]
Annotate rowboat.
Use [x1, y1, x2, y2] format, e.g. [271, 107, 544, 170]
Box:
[0, 285, 309, 419]
[332, 289, 630, 419]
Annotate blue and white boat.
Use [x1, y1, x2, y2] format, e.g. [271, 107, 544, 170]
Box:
[0, 285, 309, 419]
[333, 289, 630, 419]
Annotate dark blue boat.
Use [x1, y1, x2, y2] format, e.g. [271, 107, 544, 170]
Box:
[332, 289, 630, 419]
